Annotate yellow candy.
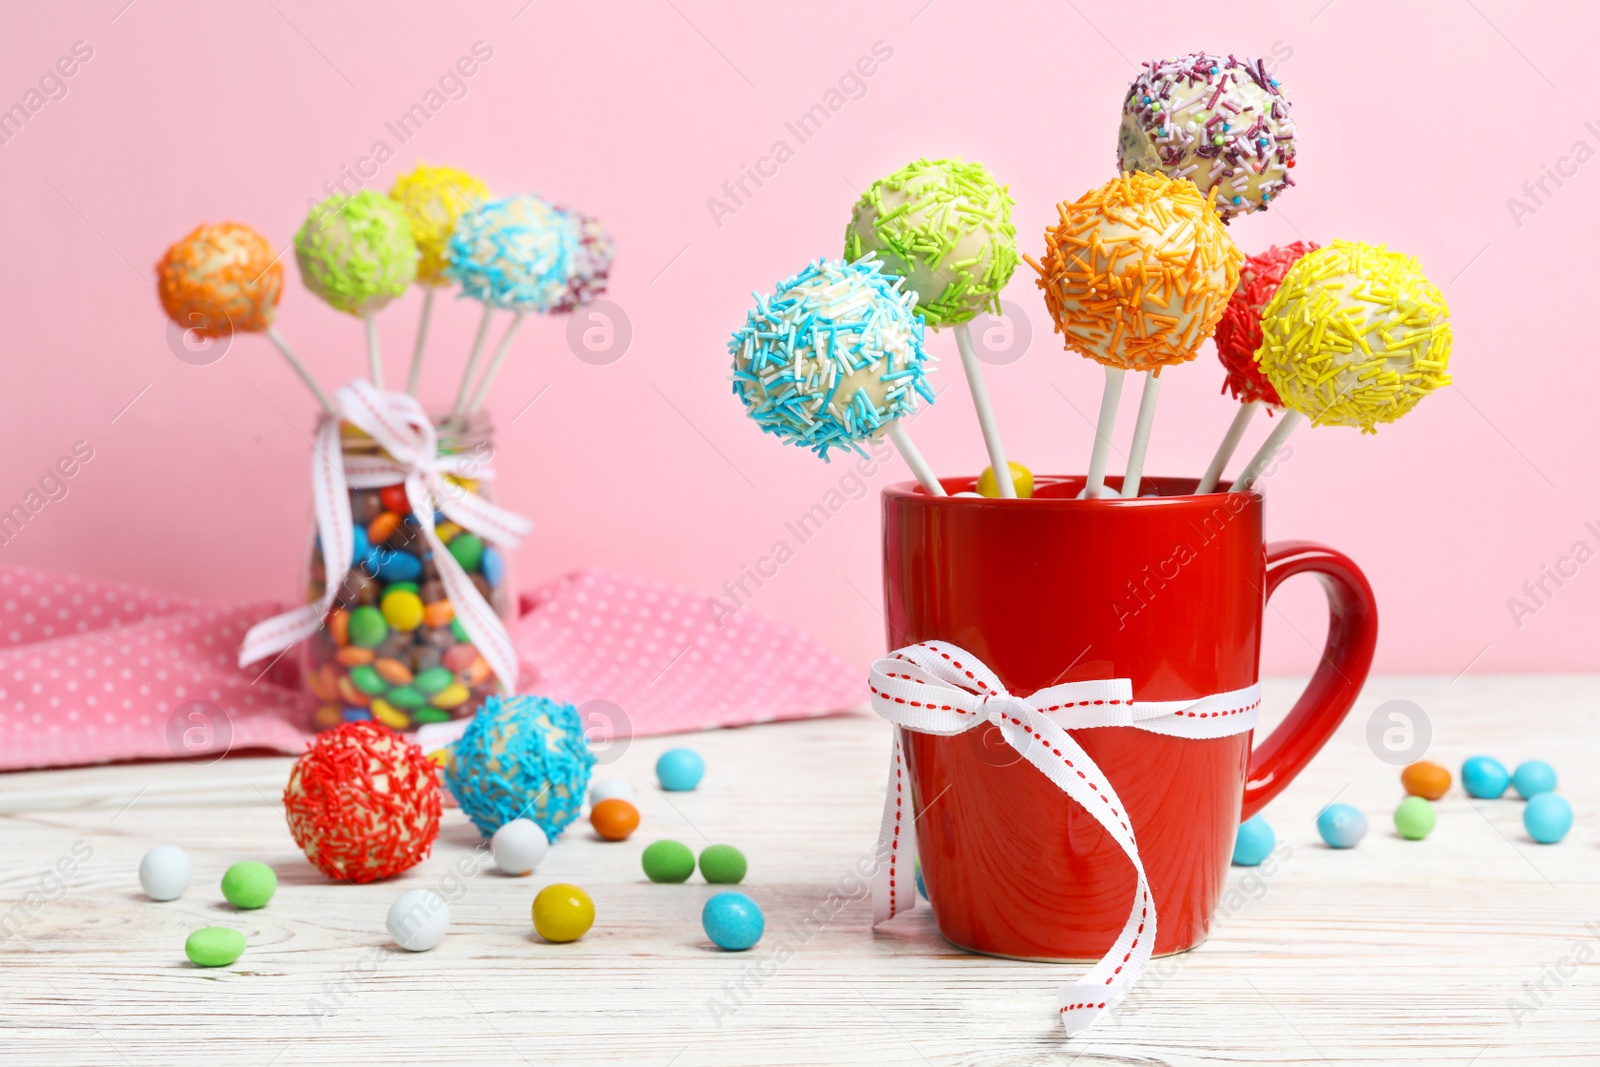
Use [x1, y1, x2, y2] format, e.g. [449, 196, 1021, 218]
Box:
[370, 699, 409, 730]
[388, 164, 490, 286]
[430, 682, 471, 709]
[445, 476, 479, 495]
[977, 462, 1033, 498]
[313, 704, 343, 729]
[381, 589, 425, 632]
[532, 883, 595, 943]
[434, 522, 463, 544]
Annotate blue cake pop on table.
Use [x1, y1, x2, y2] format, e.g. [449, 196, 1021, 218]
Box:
[444, 694, 596, 839]
[446, 195, 575, 311]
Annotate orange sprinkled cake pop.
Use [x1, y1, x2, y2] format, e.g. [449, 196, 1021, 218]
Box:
[157, 222, 282, 337]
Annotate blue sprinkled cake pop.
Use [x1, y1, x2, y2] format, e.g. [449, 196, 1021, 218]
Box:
[730, 255, 935, 461]
[446, 195, 576, 311]
[444, 694, 596, 839]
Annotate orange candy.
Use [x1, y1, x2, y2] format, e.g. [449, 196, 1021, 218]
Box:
[335, 646, 375, 667]
[590, 798, 640, 841]
[307, 663, 340, 702]
[374, 658, 414, 686]
[328, 609, 349, 647]
[1401, 760, 1451, 800]
[336, 675, 373, 708]
[368, 511, 403, 544]
[422, 600, 455, 628]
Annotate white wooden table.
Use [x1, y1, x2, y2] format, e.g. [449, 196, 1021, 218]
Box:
[1, 676, 1595, 1066]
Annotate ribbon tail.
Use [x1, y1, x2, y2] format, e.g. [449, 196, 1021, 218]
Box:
[871, 727, 916, 925]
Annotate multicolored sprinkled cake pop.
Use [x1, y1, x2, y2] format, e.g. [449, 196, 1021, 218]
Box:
[295, 191, 419, 389]
[388, 163, 491, 395]
[1230, 240, 1452, 490]
[1028, 171, 1240, 496]
[1118, 52, 1298, 222]
[550, 209, 615, 314]
[730, 255, 942, 493]
[157, 222, 333, 412]
[1194, 241, 1318, 492]
[845, 159, 1021, 496]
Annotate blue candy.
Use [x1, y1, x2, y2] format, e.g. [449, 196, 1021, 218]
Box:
[1511, 760, 1557, 800]
[656, 748, 705, 792]
[1461, 756, 1510, 799]
[341, 707, 372, 722]
[1231, 814, 1274, 866]
[914, 860, 928, 901]
[481, 545, 505, 588]
[1316, 803, 1368, 849]
[350, 527, 369, 565]
[373, 549, 422, 582]
[702, 891, 764, 951]
[1524, 793, 1572, 844]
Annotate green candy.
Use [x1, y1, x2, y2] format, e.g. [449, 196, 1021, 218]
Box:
[349, 665, 388, 696]
[641, 840, 696, 884]
[412, 668, 454, 696]
[448, 532, 484, 572]
[294, 190, 418, 315]
[413, 708, 452, 724]
[698, 844, 747, 885]
[185, 926, 246, 967]
[347, 606, 389, 649]
[221, 861, 277, 909]
[386, 685, 427, 709]
[450, 618, 469, 642]
[1394, 796, 1437, 840]
[385, 581, 420, 595]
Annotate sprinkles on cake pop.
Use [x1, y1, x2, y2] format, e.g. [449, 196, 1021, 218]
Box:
[730, 255, 934, 460]
[1255, 240, 1452, 432]
[444, 694, 597, 839]
[843, 158, 1019, 327]
[1117, 52, 1298, 222]
[295, 191, 419, 315]
[1025, 171, 1241, 372]
[1214, 241, 1319, 406]
[157, 222, 282, 335]
[388, 164, 491, 286]
[550, 209, 614, 314]
[446, 194, 576, 312]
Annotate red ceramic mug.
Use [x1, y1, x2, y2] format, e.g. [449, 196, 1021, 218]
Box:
[882, 473, 1377, 960]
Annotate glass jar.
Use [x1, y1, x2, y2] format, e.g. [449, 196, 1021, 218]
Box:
[301, 412, 513, 732]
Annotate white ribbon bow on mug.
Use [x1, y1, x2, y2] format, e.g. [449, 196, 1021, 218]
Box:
[240, 380, 532, 696]
[868, 641, 1261, 1037]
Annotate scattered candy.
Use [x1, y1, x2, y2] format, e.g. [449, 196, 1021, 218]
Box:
[1315, 803, 1368, 849]
[589, 777, 637, 806]
[1401, 760, 1452, 801]
[490, 818, 550, 876]
[387, 164, 490, 286]
[641, 840, 696, 884]
[655, 748, 706, 792]
[978, 462, 1033, 498]
[702, 891, 765, 951]
[387, 889, 451, 951]
[1512, 760, 1557, 800]
[284, 721, 442, 883]
[220, 861, 277, 910]
[185, 926, 245, 968]
[1394, 796, 1437, 840]
[1231, 814, 1274, 866]
[1523, 793, 1572, 844]
[589, 798, 640, 841]
[445, 694, 597, 839]
[1461, 756, 1511, 800]
[698, 844, 747, 885]
[138, 845, 192, 902]
[533, 883, 595, 943]
[447, 194, 575, 312]
[295, 191, 418, 315]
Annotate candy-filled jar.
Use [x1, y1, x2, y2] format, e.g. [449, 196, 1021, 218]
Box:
[302, 412, 515, 732]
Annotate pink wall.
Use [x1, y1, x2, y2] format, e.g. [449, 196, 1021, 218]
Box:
[2, 0, 1594, 677]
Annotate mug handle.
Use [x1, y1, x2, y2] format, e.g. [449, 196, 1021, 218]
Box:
[1241, 541, 1379, 819]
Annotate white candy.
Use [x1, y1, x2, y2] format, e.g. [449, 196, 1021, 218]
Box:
[387, 889, 450, 952]
[588, 777, 637, 807]
[490, 818, 549, 876]
[138, 845, 192, 902]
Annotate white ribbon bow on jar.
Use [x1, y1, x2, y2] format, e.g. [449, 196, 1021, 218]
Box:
[240, 380, 532, 695]
[867, 641, 1261, 1037]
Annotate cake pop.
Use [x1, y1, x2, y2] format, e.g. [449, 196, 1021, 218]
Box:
[156, 222, 333, 412]
[444, 693, 597, 839]
[445, 194, 576, 417]
[1230, 240, 1452, 491]
[295, 191, 419, 389]
[388, 163, 492, 396]
[1117, 52, 1298, 222]
[846, 159, 1020, 495]
[1194, 241, 1318, 492]
[730, 255, 942, 493]
[1027, 171, 1240, 496]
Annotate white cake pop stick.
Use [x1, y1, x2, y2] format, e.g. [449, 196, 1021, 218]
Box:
[1195, 400, 1264, 493]
[1082, 366, 1126, 498]
[406, 287, 436, 396]
[467, 312, 527, 413]
[952, 322, 1014, 498]
[887, 421, 946, 496]
[453, 305, 496, 417]
[1230, 409, 1304, 492]
[364, 314, 385, 391]
[262, 325, 334, 414]
[1120, 372, 1162, 497]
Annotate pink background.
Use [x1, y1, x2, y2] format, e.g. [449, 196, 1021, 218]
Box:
[2, 0, 1594, 678]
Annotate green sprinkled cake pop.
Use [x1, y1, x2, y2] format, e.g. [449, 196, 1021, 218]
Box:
[295, 191, 418, 316]
[844, 158, 1018, 328]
